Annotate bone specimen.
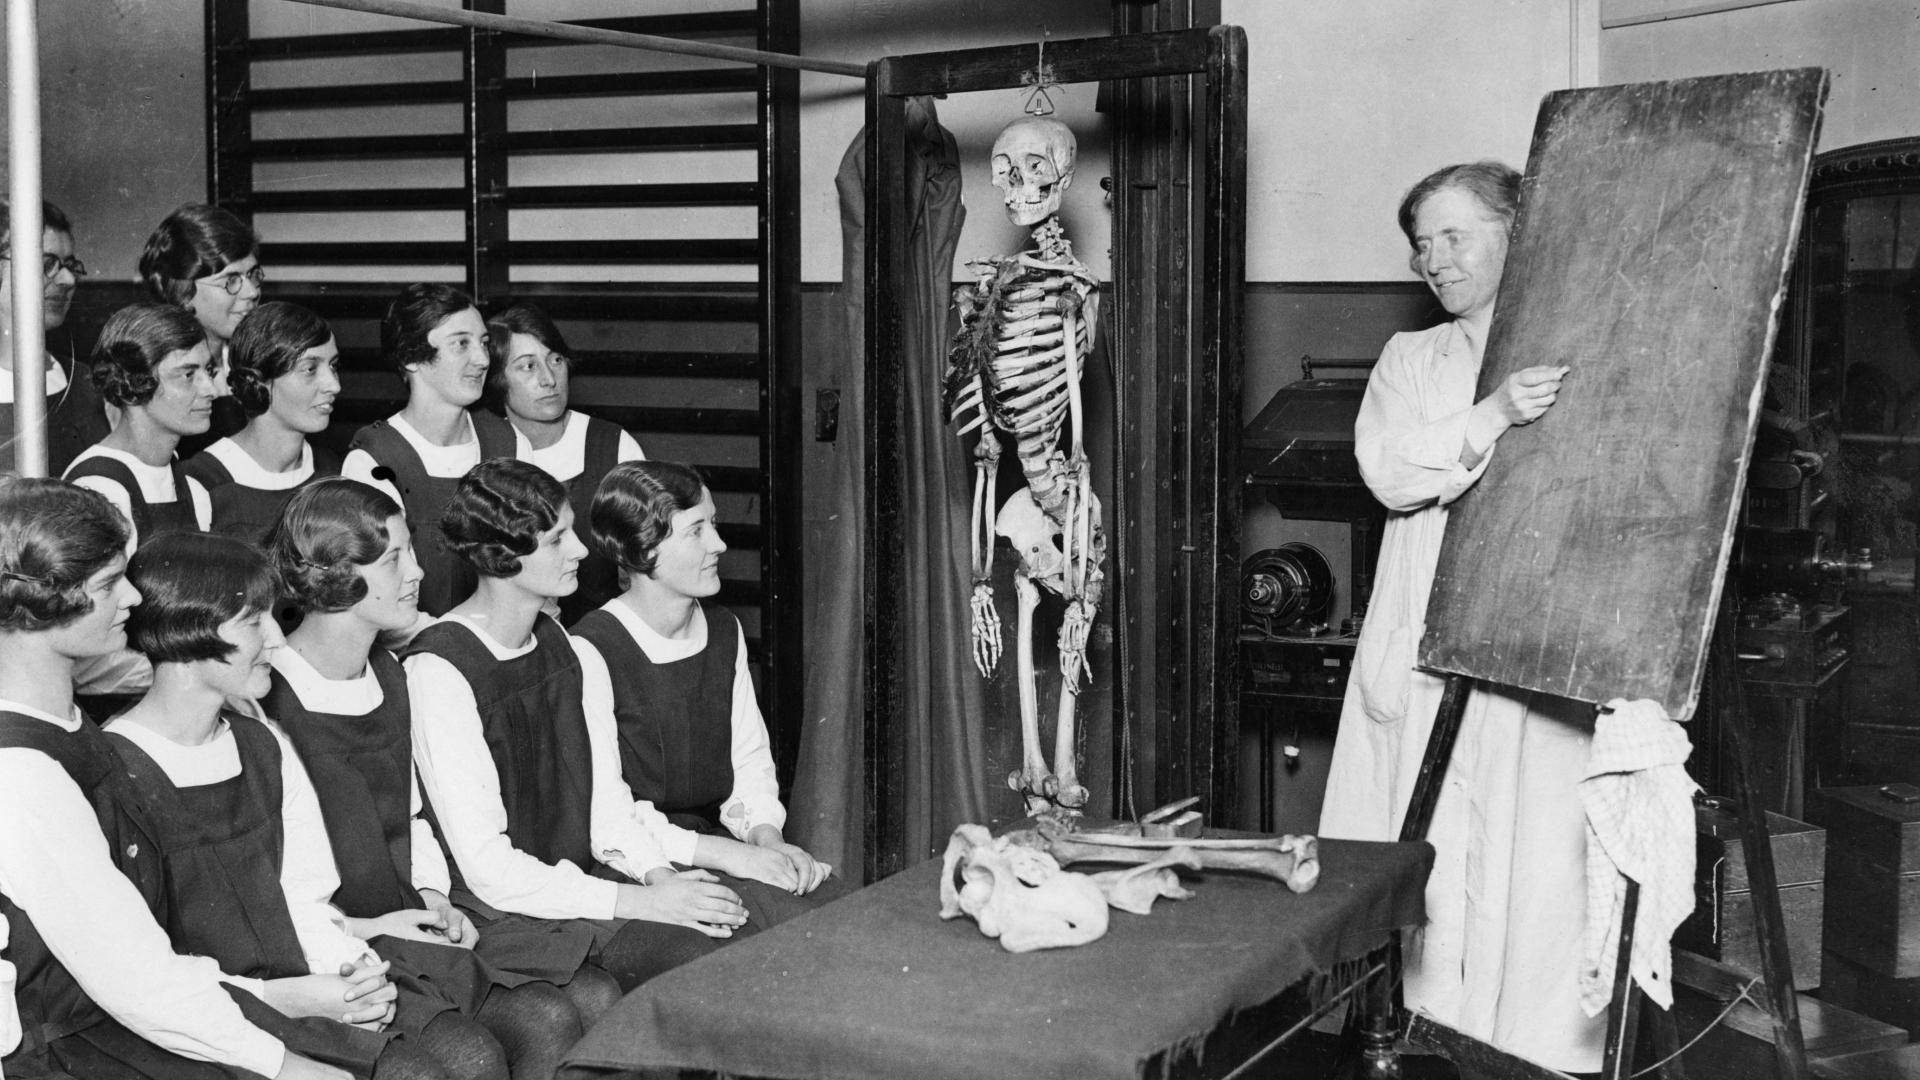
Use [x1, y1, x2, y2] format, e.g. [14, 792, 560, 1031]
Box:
[939, 823, 1109, 952]
[1090, 847, 1200, 915]
[1012, 819, 1323, 894]
[944, 114, 1103, 815]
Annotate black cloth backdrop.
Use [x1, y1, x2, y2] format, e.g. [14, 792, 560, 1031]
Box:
[791, 97, 990, 876]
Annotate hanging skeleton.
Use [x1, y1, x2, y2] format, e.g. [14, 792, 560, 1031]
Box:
[943, 116, 1104, 814]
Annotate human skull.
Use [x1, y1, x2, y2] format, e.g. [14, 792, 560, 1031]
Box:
[939, 824, 1109, 952]
[991, 116, 1077, 227]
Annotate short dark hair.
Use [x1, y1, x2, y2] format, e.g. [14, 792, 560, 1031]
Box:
[90, 304, 208, 408]
[382, 283, 478, 379]
[126, 532, 278, 664]
[442, 458, 569, 578]
[1397, 160, 1523, 248]
[0, 198, 73, 251]
[483, 301, 574, 413]
[229, 302, 334, 417]
[139, 203, 260, 308]
[0, 478, 129, 634]
[590, 461, 706, 577]
[264, 479, 403, 615]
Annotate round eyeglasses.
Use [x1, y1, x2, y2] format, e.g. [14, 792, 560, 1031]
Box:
[1, 253, 87, 280]
[202, 266, 266, 295]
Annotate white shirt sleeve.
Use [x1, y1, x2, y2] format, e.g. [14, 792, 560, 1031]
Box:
[407, 652, 622, 920]
[1354, 333, 1493, 512]
[67, 475, 139, 555]
[269, 725, 376, 974]
[616, 431, 646, 463]
[186, 476, 213, 532]
[0, 750, 286, 1077]
[0, 912, 18, 1061]
[571, 635, 680, 875]
[408, 770, 453, 898]
[720, 620, 786, 840]
[341, 449, 406, 509]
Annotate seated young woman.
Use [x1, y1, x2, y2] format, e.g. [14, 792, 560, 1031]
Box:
[184, 303, 343, 544]
[0, 477, 350, 1080]
[342, 285, 514, 617]
[104, 531, 513, 1080]
[64, 305, 215, 551]
[262, 478, 622, 1079]
[574, 461, 849, 929]
[404, 459, 745, 992]
[481, 302, 644, 624]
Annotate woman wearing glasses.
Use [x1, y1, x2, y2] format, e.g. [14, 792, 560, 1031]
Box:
[0, 198, 108, 475]
[139, 204, 266, 453]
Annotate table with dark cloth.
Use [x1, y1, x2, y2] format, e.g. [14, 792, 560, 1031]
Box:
[562, 838, 1433, 1080]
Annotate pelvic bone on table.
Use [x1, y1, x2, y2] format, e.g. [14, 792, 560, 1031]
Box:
[945, 114, 1105, 815]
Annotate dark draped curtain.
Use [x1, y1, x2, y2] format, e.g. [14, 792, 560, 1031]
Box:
[791, 97, 989, 876]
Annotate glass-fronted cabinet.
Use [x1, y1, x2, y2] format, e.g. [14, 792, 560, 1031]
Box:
[1785, 138, 1920, 784]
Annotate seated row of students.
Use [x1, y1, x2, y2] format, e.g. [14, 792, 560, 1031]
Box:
[1, 457, 847, 1080]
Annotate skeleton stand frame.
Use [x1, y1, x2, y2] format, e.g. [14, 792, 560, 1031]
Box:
[863, 26, 1247, 878]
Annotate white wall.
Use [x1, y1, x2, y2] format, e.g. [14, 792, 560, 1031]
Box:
[0, 0, 204, 282]
[1602, 0, 1920, 152]
[1223, 0, 1591, 283]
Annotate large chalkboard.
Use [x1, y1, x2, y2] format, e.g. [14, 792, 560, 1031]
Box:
[1419, 69, 1826, 719]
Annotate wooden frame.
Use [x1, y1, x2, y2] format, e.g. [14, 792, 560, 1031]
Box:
[862, 26, 1248, 878]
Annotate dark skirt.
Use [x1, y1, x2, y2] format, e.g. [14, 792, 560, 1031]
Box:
[447, 888, 601, 986]
[224, 983, 391, 1079]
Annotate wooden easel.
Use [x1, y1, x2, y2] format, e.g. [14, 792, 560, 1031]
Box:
[1342, 68, 1830, 1080]
[1385, 601, 1812, 1080]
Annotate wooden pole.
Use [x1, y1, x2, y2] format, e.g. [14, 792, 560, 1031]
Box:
[278, 0, 867, 78]
[7, 0, 44, 477]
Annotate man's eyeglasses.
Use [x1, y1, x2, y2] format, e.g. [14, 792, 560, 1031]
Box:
[201, 266, 266, 295]
[1, 253, 88, 280]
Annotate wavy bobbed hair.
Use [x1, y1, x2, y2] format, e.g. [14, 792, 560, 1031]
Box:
[0, 478, 129, 634]
[228, 302, 335, 418]
[589, 460, 707, 578]
[382, 283, 479, 379]
[126, 532, 278, 664]
[139, 203, 259, 308]
[89, 303, 208, 408]
[1396, 160, 1523, 249]
[441, 458, 569, 578]
[263, 479, 404, 615]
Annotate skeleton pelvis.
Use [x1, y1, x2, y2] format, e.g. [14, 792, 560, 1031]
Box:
[994, 484, 1103, 589]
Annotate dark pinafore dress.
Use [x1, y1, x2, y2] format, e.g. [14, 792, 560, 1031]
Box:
[399, 617, 632, 950]
[182, 444, 342, 545]
[265, 650, 594, 985]
[347, 413, 514, 617]
[61, 455, 201, 546]
[550, 414, 625, 627]
[105, 714, 421, 1078]
[571, 603, 852, 930]
[0, 712, 233, 1080]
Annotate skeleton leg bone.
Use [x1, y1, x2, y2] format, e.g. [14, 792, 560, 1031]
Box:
[1007, 573, 1055, 814]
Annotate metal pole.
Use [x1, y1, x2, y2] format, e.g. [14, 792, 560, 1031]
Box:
[7, 0, 45, 477]
[280, 0, 868, 78]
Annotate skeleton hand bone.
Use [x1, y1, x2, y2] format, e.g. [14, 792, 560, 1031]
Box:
[969, 582, 1002, 677]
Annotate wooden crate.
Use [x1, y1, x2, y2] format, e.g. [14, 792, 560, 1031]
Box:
[1675, 807, 1826, 989]
[1807, 786, 1920, 977]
